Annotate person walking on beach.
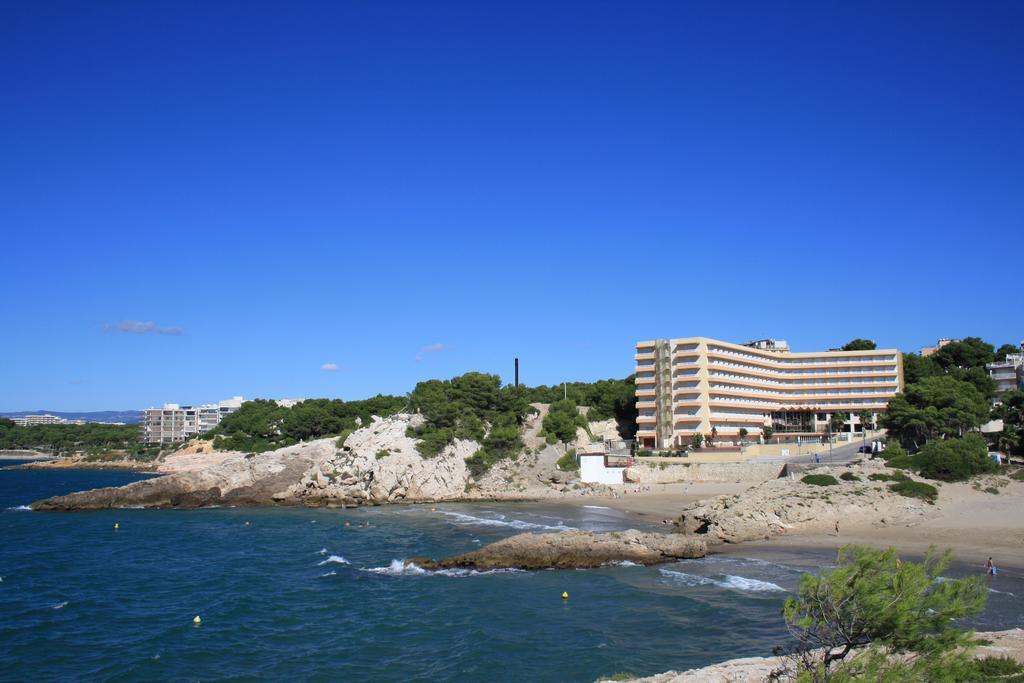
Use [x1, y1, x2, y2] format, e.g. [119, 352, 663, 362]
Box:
[835, 520, 840, 536]
[986, 557, 997, 575]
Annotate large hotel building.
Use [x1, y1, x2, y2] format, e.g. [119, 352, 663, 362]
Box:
[634, 337, 903, 450]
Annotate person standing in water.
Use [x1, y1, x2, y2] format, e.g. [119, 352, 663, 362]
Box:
[986, 557, 997, 575]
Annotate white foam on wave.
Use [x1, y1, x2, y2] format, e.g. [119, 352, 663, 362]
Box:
[52, 601, 68, 610]
[583, 505, 612, 510]
[659, 568, 784, 593]
[319, 570, 337, 578]
[989, 587, 1017, 597]
[317, 548, 327, 555]
[363, 560, 428, 576]
[606, 560, 641, 567]
[7, 505, 31, 511]
[362, 559, 524, 578]
[318, 555, 350, 566]
[440, 510, 575, 532]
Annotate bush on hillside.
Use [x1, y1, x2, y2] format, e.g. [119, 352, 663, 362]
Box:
[556, 448, 578, 471]
[915, 433, 996, 482]
[541, 399, 587, 443]
[889, 479, 938, 503]
[802, 474, 839, 487]
[839, 472, 861, 482]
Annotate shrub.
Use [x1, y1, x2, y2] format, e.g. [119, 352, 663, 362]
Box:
[375, 450, 390, 460]
[951, 656, 1024, 679]
[556, 448, 578, 471]
[541, 399, 587, 443]
[916, 433, 996, 482]
[464, 447, 516, 478]
[802, 474, 839, 486]
[782, 546, 986, 679]
[839, 472, 861, 482]
[416, 427, 455, 457]
[889, 479, 939, 503]
[636, 449, 653, 457]
[690, 433, 704, 449]
[984, 486, 1000, 495]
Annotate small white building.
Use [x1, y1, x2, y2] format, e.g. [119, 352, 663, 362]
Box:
[579, 453, 632, 485]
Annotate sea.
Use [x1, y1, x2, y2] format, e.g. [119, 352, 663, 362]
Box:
[2, 464, 1023, 682]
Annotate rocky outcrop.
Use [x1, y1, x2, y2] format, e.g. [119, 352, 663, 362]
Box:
[30, 410, 626, 511]
[410, 530, 706, 570]
[676, 462, 930, 544]
[32, 440, 331, 510]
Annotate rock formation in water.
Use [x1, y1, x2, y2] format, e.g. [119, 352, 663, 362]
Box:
[410, 529, 706, 570]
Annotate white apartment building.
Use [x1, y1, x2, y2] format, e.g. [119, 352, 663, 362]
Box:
[987, 344, 1024, 394]
[635, 337, 903, 450]
[7, 414, 79, 427]
[141, 396, 245, 444]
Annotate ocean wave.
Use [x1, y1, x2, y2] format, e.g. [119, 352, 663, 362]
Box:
[440, 510, 575, 532]
[583, 505, 611, 510]
[53, 601, 68, 610]
[659, 568, 784, 593]
[318, 555, 350, 566]
[362, 559, 523, 578]
[317, 548, 327, 555]
[606, 560, 641, 567]
[362, 560, 428, 576]
[319, 571, 337, 578]
[6, 505, 31, 511]
[989, 588, 1017, 597]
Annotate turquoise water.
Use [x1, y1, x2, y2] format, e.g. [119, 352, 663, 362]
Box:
[1, 465, 1021, 682]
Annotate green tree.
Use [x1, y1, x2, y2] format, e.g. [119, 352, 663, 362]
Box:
[915, 433, 996, 482]
[542, 399, 586, 443]
[782, 546, 987, 680]
[931, 336, 995, 370]
[857, 410, 873, 432]
[881, 376, 990, 448]
[690, 433, 704, 449]
[995, 343, 1021, 362]
[901, 352, 941, 385]
[840, 339, 876, 351]
[829, 412, 849, 434]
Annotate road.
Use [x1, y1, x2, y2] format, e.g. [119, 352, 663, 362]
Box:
[786, 438, 873, 465]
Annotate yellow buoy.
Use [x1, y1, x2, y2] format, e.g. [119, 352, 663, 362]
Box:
[562, 591, 569, 600]
[114, 522, 119, 530]
[193, 615, 202, 625]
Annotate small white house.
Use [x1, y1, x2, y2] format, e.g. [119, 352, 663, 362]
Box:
[579, 452, 631, 485]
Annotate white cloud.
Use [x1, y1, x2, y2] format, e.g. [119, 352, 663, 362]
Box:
[320, 363, 339, 372]
[102, 320, 183, 336]
[415, 343, 448, 363]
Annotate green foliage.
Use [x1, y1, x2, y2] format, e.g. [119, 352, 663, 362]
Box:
[210, 396, 405, 452]
[915, 433, 996, 482]
[882, 443, 915, 470]
[829, 411, 850, 434]
[931, 337, 995, 371]
[375, 450, 390, 460]
[839, 472, 860, 482]
[841, 338, 876, 351]
[783, 546, 987, 678]
[868, 471, 908, 482]
[517, 377, 638, 439]
[881, 376, 990, 448]
[556, 448, 579, 471]
[954, 655, 1024, 680]
[889, 479, 938, 502]
[762, 425, 774, 439]
[0, 421, 141, 455]
[901, 352, 941, 385]
[463, 447, 515, 479]
[690, 433, 704, 449]
[801, 474, 839, 486]
[996, 344, 1021, 362]
[994, 390, 1024, 457]
[541, 400, 587, 443]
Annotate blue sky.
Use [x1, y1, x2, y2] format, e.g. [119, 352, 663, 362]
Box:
[3, 1, 1022, 411]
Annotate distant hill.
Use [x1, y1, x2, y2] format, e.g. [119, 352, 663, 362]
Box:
[0, 410, 141, 424]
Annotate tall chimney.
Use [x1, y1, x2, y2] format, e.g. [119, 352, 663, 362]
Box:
[514, 357, 519, 387]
